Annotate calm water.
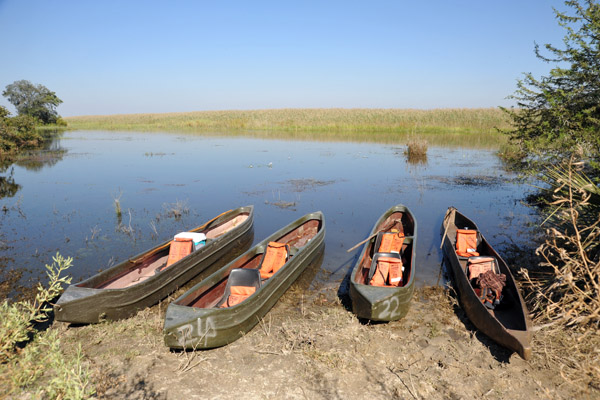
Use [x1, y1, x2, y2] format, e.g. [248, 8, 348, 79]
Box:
[0, 130, 538, 296]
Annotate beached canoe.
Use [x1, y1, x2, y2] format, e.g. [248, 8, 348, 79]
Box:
[349, 204, 416, 321]
[54, 206, 254, 324]
[440, 207, 532, 360]
[163, 211, 325, 349]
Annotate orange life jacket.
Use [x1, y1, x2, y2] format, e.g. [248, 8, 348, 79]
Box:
[369, 257, 403, 287]
[378, 231, 404, 254]
[456, 229, 479, 257]
[220, 285, 256, 308]
[259, 242, 289, 279]
[163, 238, 193, 270]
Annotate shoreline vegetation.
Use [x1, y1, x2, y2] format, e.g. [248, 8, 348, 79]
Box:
[64, 107, 511, 147]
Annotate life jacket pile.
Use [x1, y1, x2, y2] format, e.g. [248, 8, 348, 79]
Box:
[455, 228, 479, 258]
[369, 230, 405, 287]
[369, 256, 403, 287]
[467, 256, 506, 309]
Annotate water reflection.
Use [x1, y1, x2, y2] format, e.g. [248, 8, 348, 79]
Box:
[0, 137, 66, 199]
[0, 130, 538, 299]
[406, 152, 428, 165]
[0, 168, 20, 199]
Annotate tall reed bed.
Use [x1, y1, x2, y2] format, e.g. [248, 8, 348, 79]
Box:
[66, 108, 510, 136]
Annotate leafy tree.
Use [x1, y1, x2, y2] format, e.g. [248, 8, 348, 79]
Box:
[2, 80, 63, 124]
[502, 0, 600, 172]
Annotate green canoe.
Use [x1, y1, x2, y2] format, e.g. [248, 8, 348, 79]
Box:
[349, 204, 417, 321]
[440, 207, 532, 360]
[163, 211, 325, 349]
[54, 206, 254, 324]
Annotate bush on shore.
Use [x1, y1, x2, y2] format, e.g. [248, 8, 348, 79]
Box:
[0, 253, 95, 399]
[0, 105, 55, 155]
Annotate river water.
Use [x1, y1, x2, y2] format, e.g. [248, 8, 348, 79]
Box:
[0, 130, 538, 296]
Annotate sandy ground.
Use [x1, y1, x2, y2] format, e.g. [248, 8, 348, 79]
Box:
[48, 284, 598, 400]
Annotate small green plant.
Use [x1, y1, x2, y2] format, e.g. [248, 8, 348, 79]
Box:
[0, 253, 72, 362]
[0, 253, 95, 398]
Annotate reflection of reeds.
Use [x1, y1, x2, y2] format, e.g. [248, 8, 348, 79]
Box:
[65, 108, 510, 148]
[405, 138, 428, 164]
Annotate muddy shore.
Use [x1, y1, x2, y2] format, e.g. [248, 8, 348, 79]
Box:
[47, 285, 597, 400]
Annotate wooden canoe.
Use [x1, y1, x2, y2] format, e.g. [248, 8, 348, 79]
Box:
[163, 211, 325, 349]
[349, 204, 416, 321]
[54, 205, 254, 324]
[440, 207, 532, 360]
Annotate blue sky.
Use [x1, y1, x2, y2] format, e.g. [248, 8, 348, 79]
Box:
[0, 1, 567, 116]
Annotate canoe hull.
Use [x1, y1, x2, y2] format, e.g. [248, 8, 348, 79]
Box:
[164, 212, 325, 349]
[54, 206, 254, 324]
[349, 204, 417, 321]
[441, 207, 532, 360]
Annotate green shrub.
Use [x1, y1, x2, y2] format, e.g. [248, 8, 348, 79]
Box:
[54, 117, 68, 127]
[0, 253, 95, 399]
[0, 253, 72, 362]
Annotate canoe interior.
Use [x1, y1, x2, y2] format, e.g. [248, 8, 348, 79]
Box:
[80, 212, 251, 290]
[353, 211, 415, 286]
[175, 218, 322, 309]
[445, 211, 528, 332]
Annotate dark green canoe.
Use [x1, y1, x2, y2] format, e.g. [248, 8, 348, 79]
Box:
[54, 206, 254, 324]
[163, 211, 325, 349]
[440, 207, 532, 360]
[349, 204, 416, 321]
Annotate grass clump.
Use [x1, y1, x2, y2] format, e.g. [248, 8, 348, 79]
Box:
[405, 137, 428, 164]
[0, 253, 95, 398]
[162, 199, 190, 220]
[112, 188, 123, 219]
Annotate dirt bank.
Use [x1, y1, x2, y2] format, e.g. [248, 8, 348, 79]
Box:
[48, 285, 597, 400]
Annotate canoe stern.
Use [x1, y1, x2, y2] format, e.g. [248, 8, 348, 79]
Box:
[350, 282, 414, 322]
